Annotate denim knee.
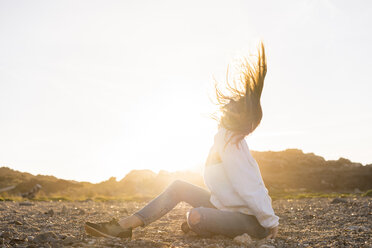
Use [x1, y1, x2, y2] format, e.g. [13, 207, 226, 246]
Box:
[186, 207, 212, 237]
[187, 208, 202, 228]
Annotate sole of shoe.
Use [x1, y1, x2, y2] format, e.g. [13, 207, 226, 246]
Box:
[84, 223, 118, 239]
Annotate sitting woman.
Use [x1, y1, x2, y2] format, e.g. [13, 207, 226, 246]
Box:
[85, 43, 279, 240]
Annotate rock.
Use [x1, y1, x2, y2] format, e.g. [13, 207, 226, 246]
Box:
[303, 214, 314, 219]
[72, 242, 84, 247]
[33, 231, 58, 243]
[346, 225, 370, 232]
[63, 235, 76, 245]
[9, 220, 23, 225]
[346, 225, 359, 231]
[259, 245, 276, 248]
[331, 198, 347, 204]
[0, 231, 12, 239]
[0, 197, 371, 248]
[362, 202, 369, 208]
[28, 226, 41, 232]
[87, 239, 96, 245]
[205, 244, 222, 248]
[44, 209, 54, 216]
[61, 205, 68, 214]
[19, 202, 34, 206]
[233, 233, 252, 246]
[9, 237, 25, 245]
[58, 234, 67, 239]
[120, 208, 128, 214]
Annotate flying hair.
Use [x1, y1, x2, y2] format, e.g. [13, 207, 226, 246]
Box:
[215, 42, 267, 146]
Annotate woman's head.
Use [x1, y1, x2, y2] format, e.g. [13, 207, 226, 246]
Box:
[215, 42, 267, 144]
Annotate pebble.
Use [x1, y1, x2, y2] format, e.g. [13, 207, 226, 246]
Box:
[303, 214, 314, 219]
[331, 198, 348, 204]
[61, 205, 68, 214]
[63, 235, 76, 245]
[33, 231, 58, 243]
[205, 244, 222, 248]
[346, 225, 360, 231]
[0, 231, 12, 239]
[9, 220, 23, 225]
[27, 236, 34, 242]
[120, 208, 128, 214]
[87, 239, 95, 245]
[0, 198, 370, 247]
[44, 209, 54, 216]
[19, 202, 34, 206]
[58, 234, 67, 239]
[233, 233, 252, 246]
[346, 225, 370, 232]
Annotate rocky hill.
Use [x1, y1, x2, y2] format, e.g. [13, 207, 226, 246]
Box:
[252, 149, 372, 193]
[1, 149, 371, 199]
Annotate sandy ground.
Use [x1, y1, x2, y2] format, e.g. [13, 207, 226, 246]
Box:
[0, 197, 371, 247]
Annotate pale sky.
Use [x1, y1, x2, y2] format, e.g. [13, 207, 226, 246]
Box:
[0, 0, 371, 183]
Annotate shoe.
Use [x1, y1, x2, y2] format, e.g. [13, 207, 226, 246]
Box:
[85, 218, 132, 239]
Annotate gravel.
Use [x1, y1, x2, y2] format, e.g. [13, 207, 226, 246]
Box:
[0, 197, 371, 247]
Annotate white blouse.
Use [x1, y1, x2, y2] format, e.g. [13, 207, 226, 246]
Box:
[203, 127, 279, 229]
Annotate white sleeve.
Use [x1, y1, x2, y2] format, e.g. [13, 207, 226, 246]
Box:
[216, 130, 279, 229]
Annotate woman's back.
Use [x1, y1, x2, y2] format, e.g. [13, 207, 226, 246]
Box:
[204, 127, 279, 229]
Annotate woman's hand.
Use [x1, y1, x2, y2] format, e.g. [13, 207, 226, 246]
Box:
[266, 225, 278, 239]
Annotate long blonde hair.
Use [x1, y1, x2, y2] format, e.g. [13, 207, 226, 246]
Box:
[215, 42, 267, 145]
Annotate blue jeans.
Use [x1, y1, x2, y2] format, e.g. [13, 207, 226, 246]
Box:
[134, 180, 268, 238]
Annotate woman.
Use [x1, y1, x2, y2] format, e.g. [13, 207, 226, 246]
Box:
[85, 43, 279, 240]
